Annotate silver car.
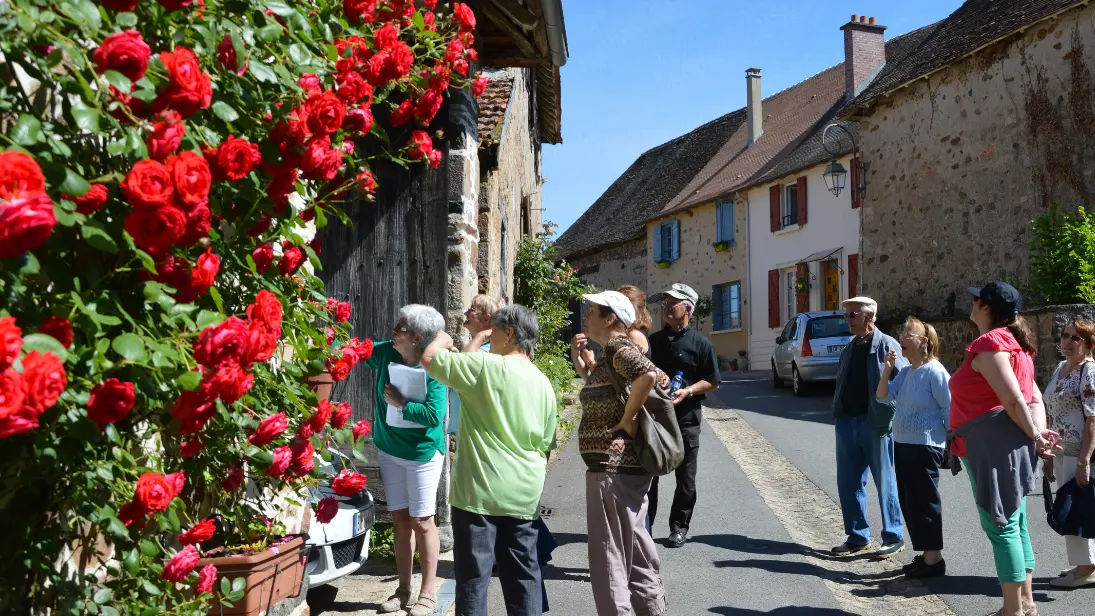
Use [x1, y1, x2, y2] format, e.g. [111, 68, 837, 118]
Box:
[771, 311, 853, 396]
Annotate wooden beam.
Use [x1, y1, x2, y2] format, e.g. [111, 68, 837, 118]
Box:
[486, 0, 538, 31]
[479, 2, 540, 59]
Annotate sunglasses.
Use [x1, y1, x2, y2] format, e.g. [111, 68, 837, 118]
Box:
[844, 311, 863, 321]
[1061, 332, 1084, 344]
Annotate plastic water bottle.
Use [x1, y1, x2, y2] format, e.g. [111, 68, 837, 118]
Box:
[669, 371, 685, 395]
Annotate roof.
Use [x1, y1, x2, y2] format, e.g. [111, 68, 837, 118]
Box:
[846, 0, 1087, 113]
[554, 110, 747, 260]
[477, 75, 515, 148]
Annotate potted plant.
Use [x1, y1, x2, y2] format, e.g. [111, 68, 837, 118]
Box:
[656, 260, 672, 269]
[712, 241, 730, 253]
[0, 2, 479, 614]
[795, 276, 810, 292]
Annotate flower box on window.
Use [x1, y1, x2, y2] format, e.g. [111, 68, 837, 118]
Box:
[712, 241, 730, 253]
[657, 260, 672, 269]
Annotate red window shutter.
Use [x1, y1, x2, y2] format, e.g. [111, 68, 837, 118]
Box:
[796, 176, 808, 225]
[769, 185, 780, 232]
[851, 158, 862, 209]
[848, 253, 859, 297]
[768, 269, 780, 328]
[796, 263, 809, 313]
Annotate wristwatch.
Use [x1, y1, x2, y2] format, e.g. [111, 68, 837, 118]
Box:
[1078, 459, 1091, 467]
[685, 386, 693, 398]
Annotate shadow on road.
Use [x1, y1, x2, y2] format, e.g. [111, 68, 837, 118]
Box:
[710, 607, 850, 615]
[541, 563, 591, 583]
[689, 533, 808, 557]
[307, 584, 383, 615]
[545, 531, 586, 549]
[714, 557, 834, 579]
[714, 376, 837, 426]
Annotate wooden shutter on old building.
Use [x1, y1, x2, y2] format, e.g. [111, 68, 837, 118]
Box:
[851, 158, 862, 209]
[796, 176, 808, 224]
[796, 263, 809, 313]
[768, 269, 780, 328]
[848, 253, 859, 296]
[769, 185, 780, 232]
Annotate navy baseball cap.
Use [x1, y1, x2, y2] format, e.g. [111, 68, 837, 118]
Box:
[968, 281, 1022, 319]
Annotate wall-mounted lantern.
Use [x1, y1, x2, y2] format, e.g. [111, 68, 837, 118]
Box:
[821, 123, 867, 199]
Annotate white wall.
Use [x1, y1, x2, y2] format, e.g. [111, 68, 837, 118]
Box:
[746, 156, 861, 370]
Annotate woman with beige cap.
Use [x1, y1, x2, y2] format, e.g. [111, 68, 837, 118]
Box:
[577, 290, 667, 616]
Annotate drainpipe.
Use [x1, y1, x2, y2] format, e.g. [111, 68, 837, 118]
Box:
[540, 0, 568, 67]
[742, 191, 752, 368]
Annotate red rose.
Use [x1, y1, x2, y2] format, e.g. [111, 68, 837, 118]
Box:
[387, 42, 414, 81]
[408, 130, 434, 160]
[390, 99, 413, 127]
[147, 111, 185, 162]
[151, 256, 194, 301]
[472, 74, 488, 97]
[248, 290, 283, 330]
[158, 0, 194, 11]
[357, 170, 377, 197]
[168, 150, 212, 209]
[217, 136, 262, 181]
[453, 58, 469, 77]
[453, 2, 476, 31]
[0, 151, 45, 198]
[122, 160, 175, 209]
[374, 23, 399, 50]
[161, 47, 204, 94]
[343, 0, 378, 22]
[290, 438, 315, 475]
[203, 363, 253, 404]
[87, 378, 136, 429]
[315, 497, 338, 524]
[0, 405, 38, 439]
[344, 337, 374, 364]
[343, 108, 374, 135]
[307, 400, 334, 434]
[1, 369, 25, 420]
[415, 87, 444, 125]
[101, 0, 139, 9]
[335, 71, 371, 104]
[305, 91, 346, 137]
[331, 402, 352, 430]
[335, 302, 352, 323]
[351, 418, 372, 442]
[93, 31, 151, 82]
[301, 137, 343, 182]
[194, 317, 249, 369]
[0, 193, 55, 260]
[427, 150, 442, 168]
[424, 10, 436, 28]
[326, 354, 354, 381]
[179, 202, 211, 247]
[245, 322, 280, 365]
[248, 412, 288, 446]
[37, 316, 72, 349]
[152, 82, 211, 119]
[423, 0, 437, 9]
[161, 545, 200, 583]
[222, 466, 244, 492]
[266, 445, 292, 477]
[178, 519, 215, 546]
[278, 244, 306, 277]
[180, 437, 204, 457]
[267, 165, 300, 209]
[166, 470, 186, 496]
[169, 388, 213, 427]
[67, 184, 109, 215]
[330, 469, 368, 496]
[191, 249, 219, 295]
[252, 243, 275, 274]
[298, 74, 322, 95]
[217, 34, 247, 75]
[116, 500, 147, 529]
[0, 321, 20, 374]
[134, 472, 176, 512]
[20, 351, 66, 415]
[245, 214, 273, 238]
[124, 205, 187, 257]
[195, 564, 217, 595]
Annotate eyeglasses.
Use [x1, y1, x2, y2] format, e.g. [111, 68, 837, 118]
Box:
[393, 324, 409, 334]
[844, 311, 862, 321]
[1061, 332, 1084, 344]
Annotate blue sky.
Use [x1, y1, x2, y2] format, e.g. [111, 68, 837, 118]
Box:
[543, 0, 965, 235]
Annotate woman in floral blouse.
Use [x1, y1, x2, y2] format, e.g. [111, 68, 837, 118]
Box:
[1043, 318, 1095, 589]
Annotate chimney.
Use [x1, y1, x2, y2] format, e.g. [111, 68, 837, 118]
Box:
[746, 68, 762, 146]
[841, 14, 887, 100]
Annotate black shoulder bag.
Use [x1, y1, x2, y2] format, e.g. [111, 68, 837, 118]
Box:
[602, 342, 684, 476]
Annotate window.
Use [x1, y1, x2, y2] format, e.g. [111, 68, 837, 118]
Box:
[716, 201, 735, 244]
[784, 270, 795, 321]
[500, 201, 509, 299]
[782, 183, 798, 227]
[712, 282, 741, 330]
[653, 219, 680, 263]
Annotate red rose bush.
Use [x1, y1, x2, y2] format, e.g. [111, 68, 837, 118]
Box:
[0, 0, 479, 612]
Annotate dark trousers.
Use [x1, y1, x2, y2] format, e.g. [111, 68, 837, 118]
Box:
[894, 443, 945, 552]
[647, 435, 700, 535]
[452, 507, 542, 616]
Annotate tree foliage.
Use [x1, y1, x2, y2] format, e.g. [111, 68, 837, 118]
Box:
[1030, 204, 1095, 305]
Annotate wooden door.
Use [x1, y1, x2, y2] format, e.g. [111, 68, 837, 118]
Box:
[823, 259, 840, 310]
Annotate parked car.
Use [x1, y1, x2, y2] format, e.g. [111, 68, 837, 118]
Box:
[304, 449, 376, 587]
[771, 311, 853, 396]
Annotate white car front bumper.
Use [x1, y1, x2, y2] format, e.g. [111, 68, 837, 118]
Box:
[305, 487, 375, 587]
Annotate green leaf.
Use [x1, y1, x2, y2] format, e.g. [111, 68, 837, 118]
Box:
[11, 114, 43, 146]
[55, 205, 77, 227]
[102, 70, 131, 94]
[141, 580, 160, 596]
[196, 310, 225, 330]
[413, 10, 426, 31]
[123, 549, 139, 575]
[167, 507, 181, 533]
[104, 424, 120, 444]
[288, 43, 310, 66]
[231, 577, 246, 594]
[258, 23, 283, 42]
[134, 248, 157, 274]
[100, 607, 119, 616]
[124, 128, 148, 160]
[249, 62, 277, 83]
[106, 139, 127, 156]
[116, 11, 137, 27]
[18, 253, 40, 276]
[82, 220, 118, 253]
[22, 333, 69, 362]
[17, 13, 35, 32]
[105, 517, 129, 540]
[111, 333, 146, 362]
[352, 448, 368, 463]
[59, 168, 91, 197]
[63, 0, 102, 30]
[139, 540, 158, 557]
[177, 371, 202, 392]
[211, 101, 240, 123]
[96, 466, 114, 481]
[208, 286, 224, 313]
[220, 577, 232, 595]
[265, 1, 295, 15]
[71, 101, 101, 132]
[93, 588, 113, 606]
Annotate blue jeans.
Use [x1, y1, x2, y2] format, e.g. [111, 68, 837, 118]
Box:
[835, 414, 903, 546]
[452, 507, 542, 616]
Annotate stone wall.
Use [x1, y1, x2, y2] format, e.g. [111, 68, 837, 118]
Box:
[856, 5, 1095, 323]
[477, 68, 542, 303]
[568, 238, 647, 293]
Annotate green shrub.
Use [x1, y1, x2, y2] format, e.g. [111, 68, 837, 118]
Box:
[1030, 205, 1095, 304]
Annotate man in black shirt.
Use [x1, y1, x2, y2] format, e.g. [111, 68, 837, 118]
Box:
[647, 283, 721, 548]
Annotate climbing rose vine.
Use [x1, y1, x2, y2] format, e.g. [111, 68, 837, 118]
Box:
[0, 0, 480, 612]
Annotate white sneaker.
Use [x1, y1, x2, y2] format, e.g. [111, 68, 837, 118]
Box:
[1049, 569, 1095, 589]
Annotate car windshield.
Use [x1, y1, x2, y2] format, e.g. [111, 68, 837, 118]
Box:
[806, 316, 851, 339]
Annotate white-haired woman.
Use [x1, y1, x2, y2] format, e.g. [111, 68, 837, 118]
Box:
[367, 304, 449, 616]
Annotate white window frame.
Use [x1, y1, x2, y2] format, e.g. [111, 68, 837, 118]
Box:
[782, 183, 798, 228]
[784, 269, 796, 321]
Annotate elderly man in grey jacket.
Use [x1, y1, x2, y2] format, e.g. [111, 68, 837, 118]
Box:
[831, 296, 908, 558]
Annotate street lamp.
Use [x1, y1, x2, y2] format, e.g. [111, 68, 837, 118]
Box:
[821, 123, 866, 198]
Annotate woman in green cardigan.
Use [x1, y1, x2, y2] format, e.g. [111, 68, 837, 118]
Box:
[367, 304, 449, 616]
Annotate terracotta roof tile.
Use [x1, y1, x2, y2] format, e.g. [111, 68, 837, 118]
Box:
[477, 76, 514, 147]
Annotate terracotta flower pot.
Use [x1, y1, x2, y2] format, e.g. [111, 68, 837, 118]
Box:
[200, 535, 306, 616]
[303, 372, 335, 402]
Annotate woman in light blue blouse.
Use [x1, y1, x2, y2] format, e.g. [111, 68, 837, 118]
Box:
[877, 317, 951, 578]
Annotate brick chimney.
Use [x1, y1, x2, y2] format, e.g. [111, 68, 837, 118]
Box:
[746, 68, 762, 146]
[841, 14, 887, 100]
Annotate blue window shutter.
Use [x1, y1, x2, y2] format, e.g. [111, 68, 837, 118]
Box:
[653, 223, 664, 262]
[665, 221, 674, 261]
[717, 202, 735, 244]
[712, 285, 723, 329]
[728, 202, 735, 245]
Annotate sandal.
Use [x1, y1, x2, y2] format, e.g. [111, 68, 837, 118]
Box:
[378, 587, 411, 614]
[408, 593, 437, 616]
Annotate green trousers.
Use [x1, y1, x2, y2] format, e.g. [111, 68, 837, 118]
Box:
[965, 461, 1035, 582]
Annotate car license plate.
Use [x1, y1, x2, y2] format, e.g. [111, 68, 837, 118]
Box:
[353, 511, 363, 537]
[829, 344, 846, 353]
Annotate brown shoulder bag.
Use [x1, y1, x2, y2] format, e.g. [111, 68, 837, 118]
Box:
[602, 343, 685, 476]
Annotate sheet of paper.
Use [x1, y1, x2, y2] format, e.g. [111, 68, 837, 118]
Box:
[385, 363, 429, 429]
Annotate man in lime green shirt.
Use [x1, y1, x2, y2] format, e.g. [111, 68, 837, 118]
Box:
[422, 304, 556, 616]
